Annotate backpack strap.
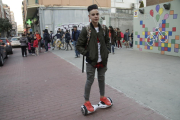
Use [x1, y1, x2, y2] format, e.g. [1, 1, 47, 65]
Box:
[86, 24, 91, 46]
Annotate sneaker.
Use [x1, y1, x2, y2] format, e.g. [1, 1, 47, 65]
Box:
[84, 101, 94, 112]
[100, 97, 111, 106]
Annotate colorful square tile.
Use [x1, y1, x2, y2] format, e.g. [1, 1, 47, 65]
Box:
[159, 23, 162, 28]
[165, 43, 168, 47]
[161, 43, 165, 47]
[135, 31, 138, 35]
[179, 44, 180, 49]
[174, 48, 179, 53]
[145, 28, 148, 32]
[175, 35, 179, 40]
[169, 31, 172, 36]
[161, 51, 164, 55]
[159, 42, 161, 47]
[142, 24, 145, 28]
[145, 46, 147, 49]
[142, 38, 145, 41]
[135, 41, 138, 45]
[155, 42, 158, 47]
[148, 32, 150, 35]
[164, 47, 168, 51]
[150, 46, 153, 50]
[171, 39, 175, 44]
[140, 38, 142, 41]
[145, 35, 148, 38]
[175, 44, 179, 48]
[145, 42, 147, 46]
[162, 24, 166, 28]
[142, 41, 145, 45]
[161, 47, 164, 51]
[147, 46, 150, 49]
[137, 45, 140, 48]
[140, 41, 142, 45]
[172, 27, 176, 32]
[139, 48, 142, 51]
[170, 10, 174, 15]
[168, 47, 171, 52]
[140, 21, 143, 25]
[168, 43, 171, 47]
[153, 28, 155, 32]
[162, 28, 166, 31]
[162, 20, 166, 24]
[147, 38, 150, 42]
[165, 31, 168, 35]
[158, 47, 161, 51]
[137, 35, 140, 38]
[159, 28, 162, 31]
[145, 32, 148, 35]
[142, 32, 145, 35]
[165, 39, 168, 43]
[173, 14, 177, 19]
[166, 23, 169, 28]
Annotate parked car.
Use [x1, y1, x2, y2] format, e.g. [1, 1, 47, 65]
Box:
[0, 38, 13, 55]
[0, 39, 8, 66]
[10, 37, 21, 47]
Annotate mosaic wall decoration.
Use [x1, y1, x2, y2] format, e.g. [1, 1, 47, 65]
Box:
[134, 1, 180, 56]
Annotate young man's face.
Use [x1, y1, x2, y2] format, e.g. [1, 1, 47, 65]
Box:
[88, 9, 99, 24]
[73, 27, 77, 31]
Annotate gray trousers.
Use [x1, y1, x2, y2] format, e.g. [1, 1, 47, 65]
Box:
[84, 63, 107, 101]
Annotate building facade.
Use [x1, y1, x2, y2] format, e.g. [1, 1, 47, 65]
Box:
[10, 11, 17, 36]
[3, 4, 11, 22]
[146, 0, 173, 6]
[0, 0, 4, 18]
[22, 0, 111, 35]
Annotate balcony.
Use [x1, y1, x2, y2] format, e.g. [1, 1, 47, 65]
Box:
[26, 0, 39, 21]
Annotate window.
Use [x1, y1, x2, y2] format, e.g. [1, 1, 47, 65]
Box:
[116, 0, 123, 2]
[35, 0, 39, 4]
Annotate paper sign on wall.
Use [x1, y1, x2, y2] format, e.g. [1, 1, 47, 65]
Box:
[134, 10, 138, 18]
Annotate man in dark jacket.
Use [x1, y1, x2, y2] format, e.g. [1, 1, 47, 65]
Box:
[43, 29, 49, 52]
[76, 4, 111, 112]
[72, 26, 80, 58]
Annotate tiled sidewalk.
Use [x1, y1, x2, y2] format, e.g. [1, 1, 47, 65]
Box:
[0, 49, 168, 120]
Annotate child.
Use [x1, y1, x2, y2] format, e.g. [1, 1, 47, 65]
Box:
[28, 42, 32, 55]
[31, 40, 35, 55]
[33, 36, 39, 56]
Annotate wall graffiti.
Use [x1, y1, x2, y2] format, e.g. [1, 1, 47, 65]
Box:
[134, 2, 179, 55]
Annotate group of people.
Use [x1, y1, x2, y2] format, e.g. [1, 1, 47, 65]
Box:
[20, 31, 42, 57]
[108, 26, 133, 54]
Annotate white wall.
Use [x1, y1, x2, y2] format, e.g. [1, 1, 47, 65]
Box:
[111, 0, 146, 13]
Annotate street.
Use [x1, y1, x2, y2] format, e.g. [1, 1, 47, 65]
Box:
[0, 47, 177, 120]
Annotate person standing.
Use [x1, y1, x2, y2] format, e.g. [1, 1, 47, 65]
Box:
[43, 29, 50, 53]
[50, 31, 54, 48]
[35, 30, 42, 53]
[116, 28, 122, 49]
[33, 36, 39, 56]
[65, 30, 72, 51]
[109, 26, 115, 54]
[76, 4, 111, 112]
[130, 30, 133, 48]
[124, 30, 130, 48]
[114, 28, 117, 48]
[20, 34, 28, 57]
[72, 26, 80, 58]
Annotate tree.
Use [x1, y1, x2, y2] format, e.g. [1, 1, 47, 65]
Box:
[0, 18, 12, 33]
[139, 1, 144, 8]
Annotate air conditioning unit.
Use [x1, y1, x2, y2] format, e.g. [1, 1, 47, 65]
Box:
[131, 3, 135, 9]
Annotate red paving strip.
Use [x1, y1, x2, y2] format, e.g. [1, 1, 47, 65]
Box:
[0, 48, 168, 120]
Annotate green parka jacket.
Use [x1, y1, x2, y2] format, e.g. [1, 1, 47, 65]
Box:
[76, 23, 110, 67]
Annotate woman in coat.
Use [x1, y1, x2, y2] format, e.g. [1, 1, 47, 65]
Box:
[116, 28, 122, 49]
[20, 33, 28, 57]
[109, 26, 115, 54]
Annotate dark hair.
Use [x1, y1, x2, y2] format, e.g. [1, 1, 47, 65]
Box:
[30, 32, 32, 34]
[109, 26, 114, 33]
[22, 33, 25, 36]
[50, 31, 52, 32]
[36, 30, 38, 32]
[66, 30, 69, 33]
[73, 26, 77, 28]
[44, 29, 48, 33]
